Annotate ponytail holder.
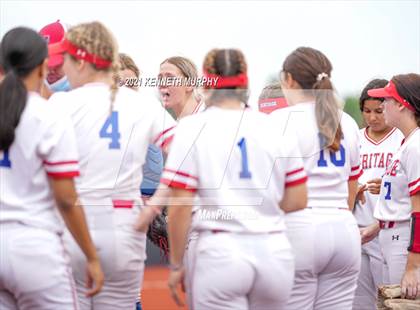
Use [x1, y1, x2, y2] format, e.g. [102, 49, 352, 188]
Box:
[316, 72, 329, 82]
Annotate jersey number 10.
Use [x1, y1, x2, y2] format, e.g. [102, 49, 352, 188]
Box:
[317, 134, 346, 167]
[99, 111, 121, 149]
[0, 150, 12, 168]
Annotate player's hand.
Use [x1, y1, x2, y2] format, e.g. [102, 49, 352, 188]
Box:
[85, 258, 104, 297]
[402, 253, 420, 299]
[134, 205, 160, 233]
[360, 222, 380, 244]
[366, 178, 382, 195]
[168, 268, 185, 307]
[356, 184, 367, 204]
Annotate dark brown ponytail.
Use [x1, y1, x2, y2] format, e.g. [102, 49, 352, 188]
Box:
[0, 27, 47, 150]
[283, 47, 342, 151]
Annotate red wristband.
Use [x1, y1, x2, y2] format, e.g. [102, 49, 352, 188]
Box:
[408, 212, 420, 253]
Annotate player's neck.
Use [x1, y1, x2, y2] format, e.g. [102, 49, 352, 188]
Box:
[83, 71, 113, 87]
[367, 126, 393, 142]
[177, 95, 200, 120]
[398, 120, 418, 139]
[212, 99, 244, 110]
[287, 91, 314, 106]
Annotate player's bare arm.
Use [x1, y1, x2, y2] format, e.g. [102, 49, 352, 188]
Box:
[167, 188, 194, 307]
[348, 179, 359, 211]
[279, 182, 307, 213]
[401, 192, 420, 299]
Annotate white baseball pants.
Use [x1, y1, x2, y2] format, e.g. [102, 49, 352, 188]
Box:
[353, 235, 387, 310]
[378, 221, 410, 285]
[63, 207, 146, 310]
[284, 208, 361, 310]
[0, 223, 78, 310]
[190, 231, 294, 310]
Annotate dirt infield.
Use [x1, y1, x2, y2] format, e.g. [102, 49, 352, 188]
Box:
[142, 266, 188, 310]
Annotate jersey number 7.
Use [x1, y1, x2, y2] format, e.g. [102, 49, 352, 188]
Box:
[99, 111, 121, 149]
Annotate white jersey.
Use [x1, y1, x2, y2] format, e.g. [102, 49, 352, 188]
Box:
[162, 106, 307, 233]
[354, 127, 403, 226]
[374, 128, 420, 221]
[0, 92, 79, 232]
[270, 102, 362, 208]
[49, 83, 176, 205]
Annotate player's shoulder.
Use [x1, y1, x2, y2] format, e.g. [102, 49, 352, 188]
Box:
[26, 92, 64, 122]
[48, 88, 85, 111]
[404, 129, 420, 152]
[341, 111, 360, 132]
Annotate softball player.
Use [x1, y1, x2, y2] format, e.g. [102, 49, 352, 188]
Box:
[164, 48, 308, 310]
[353, 79, 404, 309]
[258, 82, 288, 114]
[47, 21, 176, 309]
[159, 56, 204, 308]
[136, 56, 204, 309]
[271, 47, 363, 310]
[39, 20, 72, 99]
[369, 74, 420, 299]
[158, 56, 204, 118]
[0, 27, 103, 309]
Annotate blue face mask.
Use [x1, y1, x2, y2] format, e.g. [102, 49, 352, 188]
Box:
[47, 75, 72, 92]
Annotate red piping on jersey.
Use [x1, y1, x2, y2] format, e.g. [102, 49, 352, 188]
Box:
[160, 178, 197, 193]
[364, 127, 397, 146]
[164, 168, 199, 180]
[43, 160, 78, 166]
[410, 186, 420, 197]
[351, 165, 360, 171]
[46, 171, 80, 178]
[349, 169, 363, 181]
[153, 126, 176, 144]
[409, 178, 420, 188]
[286, 167, 304, 177]
[160, 135, 174, 149]
[400, 128, 419, 146]
[285, 176, 307, 187]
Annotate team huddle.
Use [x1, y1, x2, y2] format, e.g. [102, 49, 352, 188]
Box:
[0, 19, 419, 310]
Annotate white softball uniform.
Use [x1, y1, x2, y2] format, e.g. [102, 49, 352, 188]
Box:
[353, 127, 403, 310]
[49, 83, 175, 309]
[178, 100, 206, 309]
[162, 106, 307, 310]
[271, 102, 362, 310]
[0, 92, 80, 309]
[374, 128, 420, 284]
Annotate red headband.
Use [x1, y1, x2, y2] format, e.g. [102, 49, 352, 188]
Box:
[203, 71, 248, 89]
[48, 39, 112, 69]
[368, 80, 415, 112]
